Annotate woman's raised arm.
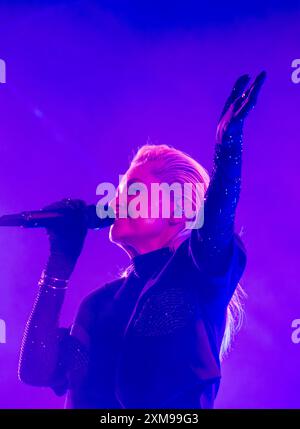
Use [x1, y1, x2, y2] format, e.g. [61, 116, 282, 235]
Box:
[190, 72, 266, 273]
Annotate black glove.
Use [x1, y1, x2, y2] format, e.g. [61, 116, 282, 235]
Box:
[216, 71, 266, 146]
[43, 198, 89, 279]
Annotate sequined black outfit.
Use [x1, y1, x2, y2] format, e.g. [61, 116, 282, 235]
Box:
[18, 123, 247, 408]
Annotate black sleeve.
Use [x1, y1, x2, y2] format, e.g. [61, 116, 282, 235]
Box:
[18, 282, 93, 397]
[49, 280, 123, 396]
[48, 295, 94, 396]
[189, 122, 247, 301]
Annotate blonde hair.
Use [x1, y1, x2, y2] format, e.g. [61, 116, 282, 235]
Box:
[123, 143, 246, 360]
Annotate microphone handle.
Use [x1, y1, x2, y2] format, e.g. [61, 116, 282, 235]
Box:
[0, 205, 115, 230]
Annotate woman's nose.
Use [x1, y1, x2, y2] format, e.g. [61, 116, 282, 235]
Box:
[109, 194, 125, 217]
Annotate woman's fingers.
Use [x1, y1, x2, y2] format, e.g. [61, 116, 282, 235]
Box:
[245, 71, 266, 109]
[220, 74, 251, 119]
[234, 71, 267, 119]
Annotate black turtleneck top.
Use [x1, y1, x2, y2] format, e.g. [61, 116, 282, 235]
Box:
[115, 247, 174, 337]
[62, 247, 176, 408]
[18, 122, 247, 409]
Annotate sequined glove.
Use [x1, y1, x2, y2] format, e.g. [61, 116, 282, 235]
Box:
[209, 71, 267, 197]
[217, 72, 266, 145]
[191, 72, 266, 267]
[18, 199, 90, 388]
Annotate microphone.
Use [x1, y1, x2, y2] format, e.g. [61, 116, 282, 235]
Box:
[0, 204, 115, 230]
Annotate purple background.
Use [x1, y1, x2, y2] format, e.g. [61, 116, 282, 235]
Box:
[0, 1, 299, 408]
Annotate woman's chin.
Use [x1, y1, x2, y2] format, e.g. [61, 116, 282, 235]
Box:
[109, 222, 129, 244]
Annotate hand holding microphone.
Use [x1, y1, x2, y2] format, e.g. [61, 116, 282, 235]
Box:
[0, 198, 115, 279]
[43, 198, 91, 279]
[45, 198, 89, 258]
